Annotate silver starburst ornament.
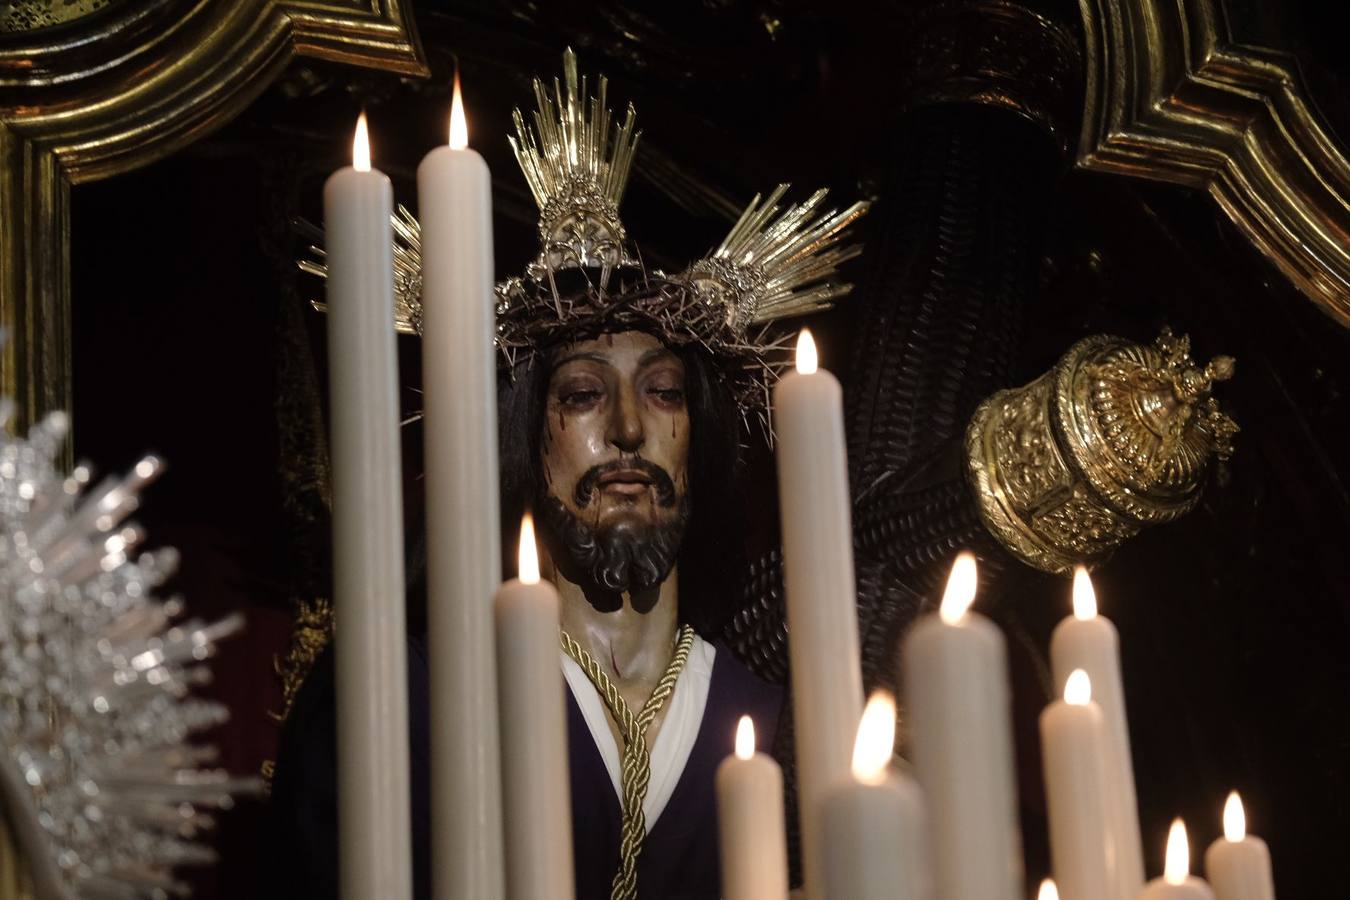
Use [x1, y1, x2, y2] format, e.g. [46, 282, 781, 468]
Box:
[0, 401, 255, 898]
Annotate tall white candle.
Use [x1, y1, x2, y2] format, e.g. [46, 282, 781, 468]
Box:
[901, 552, 1023, 900]
[1050, 568, 1145, 900]
[1204, 793, 1275, 900]
[1040, 670, 1115, 900]
[773, 329, 865, 900]
[716, 716, 789, 900]
[495, 515, 574, 900]
[418, 74, 505, 900]
[325, 112, 412, 900]
[820, 692, 927, 900]
[1140, 820, 1215, 900]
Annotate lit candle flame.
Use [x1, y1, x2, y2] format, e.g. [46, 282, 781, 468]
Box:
[735, 716, 755, 760]
[1223, 791, 1246, 842]
[1064, 669, 1092, 706]
[449, 70, 469, 150]
[795, 328, 818, 374]
[1037, 879, 1059, 900]
[353, 112, 371, 172]
[939, 552, 978, 624]
[851, 691, 896, 785]
[518, 513, 540, 584]
[1164, 818, 1190, 885]
[1072, 566, 1097, 620]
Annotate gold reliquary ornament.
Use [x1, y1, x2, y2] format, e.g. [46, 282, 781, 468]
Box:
[966, 328, 1239, 574]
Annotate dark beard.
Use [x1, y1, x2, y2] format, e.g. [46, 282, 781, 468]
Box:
[537, 488, 690, 595]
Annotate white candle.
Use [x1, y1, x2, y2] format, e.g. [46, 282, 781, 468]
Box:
[1050, 568, 1145, 900]
[1039, 879, 1061, 900]
[716, 716, 789, 900]
[773, 328, 865, 900]
[1040, 670, 1114, 900]
[901, 552, 1023, 900]
[820, 692, 927, 900]
[325, 112, 413, 900]
[495, 515, 574, 900]
[1204, 793, 1275, 900]
[418, 74, 505, 900]
[1140, 820, 1215, 900]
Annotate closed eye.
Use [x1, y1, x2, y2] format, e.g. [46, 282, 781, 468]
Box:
[648, 388, 685, 404]
[561, 390, 602, 408]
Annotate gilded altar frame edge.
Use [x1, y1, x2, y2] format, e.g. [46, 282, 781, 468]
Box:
[0, 0, 428, 438]
[1077, 0, 1350, 327]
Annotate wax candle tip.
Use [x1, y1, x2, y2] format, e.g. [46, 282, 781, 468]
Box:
[353, 112, 371, 172]
[1072, 566, 1097, 619]
[735, 716, 755, 760]
[1223, 791, 1246, 842]
[450, 70, 469, 149]
[1037, 879, 1059, 900]
[1064, 669, 1092, 705]
[518, 513, 540, 584]
[851, 691, 895, 784]
[939, 552, 978, 623]
[1164, 818, 1190, 884]
[795, 329, 818, 374]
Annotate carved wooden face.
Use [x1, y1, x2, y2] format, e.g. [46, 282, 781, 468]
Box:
[538, 330, 691, 593]
[542, 330, 690, 526]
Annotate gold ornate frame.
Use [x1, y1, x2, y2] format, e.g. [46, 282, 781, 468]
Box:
[0, 0, 427, 434]
[1078, 0, 1350, 326]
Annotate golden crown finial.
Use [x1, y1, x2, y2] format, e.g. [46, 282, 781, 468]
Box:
[507, 48, 640, 275]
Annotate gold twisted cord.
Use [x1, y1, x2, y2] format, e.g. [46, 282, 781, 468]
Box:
[560, 624, 695, 900]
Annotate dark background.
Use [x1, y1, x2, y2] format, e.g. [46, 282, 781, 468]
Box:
[68, 0, 1350, 895]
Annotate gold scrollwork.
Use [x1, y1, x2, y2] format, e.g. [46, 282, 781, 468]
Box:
[0, 0, 427, 437]
[1078, 0, 1350, 327]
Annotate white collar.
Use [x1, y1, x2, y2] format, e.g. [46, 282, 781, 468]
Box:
[561, 633, 716, 828]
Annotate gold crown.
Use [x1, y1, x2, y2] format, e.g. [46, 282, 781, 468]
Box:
[508, 47, 639, 277]
[299, 50, 870, 428]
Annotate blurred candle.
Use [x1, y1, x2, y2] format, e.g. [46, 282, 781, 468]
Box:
[901, 552, 1023, 900]
[1039, 880, 1060, 900]
[715, 716, 789, 900]
[495, 515, 574, 900]
[773, 329, 865, 899]
[1204, 793, 1275, 900]
[1139, 820, 1215, 900]
[820, 692, 927, 900]
[419, 73, 505, 900]
[1040, 670, 1115, 900]
[1051, 568, 1145, 900]
[325, 112, 412, 900]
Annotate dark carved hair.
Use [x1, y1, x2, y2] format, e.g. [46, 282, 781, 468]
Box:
[497, 331, 746, 638]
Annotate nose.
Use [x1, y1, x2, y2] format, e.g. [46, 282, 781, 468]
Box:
[606, 381, 645, 453]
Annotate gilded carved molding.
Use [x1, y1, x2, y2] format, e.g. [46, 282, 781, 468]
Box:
[1077, 0, 1350, 326]
[0, 0, 427, 434]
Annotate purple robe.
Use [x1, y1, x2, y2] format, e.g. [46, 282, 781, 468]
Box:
[566, 645, 783, 898]
[265, 634, 783, 900]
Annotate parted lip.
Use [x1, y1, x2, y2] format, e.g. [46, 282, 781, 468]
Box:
[598, 468, 653, 485]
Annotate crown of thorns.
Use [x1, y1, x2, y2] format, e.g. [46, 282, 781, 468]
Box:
[300, 49, 869, 435]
